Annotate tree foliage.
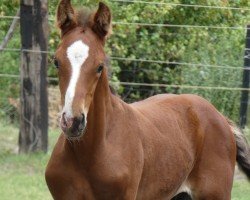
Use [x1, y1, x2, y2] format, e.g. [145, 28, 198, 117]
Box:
[1, 0, 250, 122]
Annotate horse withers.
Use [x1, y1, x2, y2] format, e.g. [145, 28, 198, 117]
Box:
[45, 1, 250, 199]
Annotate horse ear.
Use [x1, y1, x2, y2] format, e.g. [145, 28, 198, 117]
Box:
[56, 0, 77, 36]
[92, 2, 112, 40]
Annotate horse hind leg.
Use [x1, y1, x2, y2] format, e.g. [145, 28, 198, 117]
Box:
[185, 141, 234, 199]
[184, 148, 234, 200]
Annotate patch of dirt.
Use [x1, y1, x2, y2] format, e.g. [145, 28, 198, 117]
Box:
[48, 86, 61, 128]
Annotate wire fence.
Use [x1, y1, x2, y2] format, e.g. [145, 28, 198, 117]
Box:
[0, 1, 249, 125]
[0, 15, 249, 30]
[0, 47, 249, 71]
[0, 72, 248, 91]
[111, 0, 250, 11]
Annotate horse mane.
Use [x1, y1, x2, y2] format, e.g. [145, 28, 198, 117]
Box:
[75, 6, 112, 37]
[105, 56, 117, 96]
[109, 85, 117, 95]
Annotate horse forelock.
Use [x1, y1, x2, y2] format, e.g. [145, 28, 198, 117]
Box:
[74, 6, 112, 39]
[75, 7, 95, 29]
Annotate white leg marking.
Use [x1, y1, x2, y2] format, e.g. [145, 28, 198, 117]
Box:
[62, 40, 89, 118]
[175, 181, 192, 197]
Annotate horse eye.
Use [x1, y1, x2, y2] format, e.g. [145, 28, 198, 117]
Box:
[97, 65, 104, 73]
[54, 58, 59, 69]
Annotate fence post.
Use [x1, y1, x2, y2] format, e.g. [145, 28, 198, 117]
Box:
[239, 25, 250, 129]
[19, 0, 48, 153]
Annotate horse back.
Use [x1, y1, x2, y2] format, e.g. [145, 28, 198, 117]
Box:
[131, 93, 234, 157]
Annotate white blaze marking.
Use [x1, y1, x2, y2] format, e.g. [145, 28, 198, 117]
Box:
[62, 40, 89, 118]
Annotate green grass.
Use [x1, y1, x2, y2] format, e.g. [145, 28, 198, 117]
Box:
[232, 180, 250, 200]
[0, 122, 249, 200]
[0, 122, 59, 200]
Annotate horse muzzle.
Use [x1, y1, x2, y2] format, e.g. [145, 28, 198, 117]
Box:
[60, 112, 86, 139]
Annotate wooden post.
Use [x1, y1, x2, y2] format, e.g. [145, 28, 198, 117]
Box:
[19, 0, 48, 153]
[239, 25, 250, 129]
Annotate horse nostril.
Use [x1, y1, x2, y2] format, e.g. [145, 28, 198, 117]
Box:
[62, 112, 66, 124]
[74, 114, 85, 132]
[60, 112, 74, 132]
[81, 113, 85, 124]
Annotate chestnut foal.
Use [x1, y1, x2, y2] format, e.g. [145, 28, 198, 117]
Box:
[46, 1, 250, 199]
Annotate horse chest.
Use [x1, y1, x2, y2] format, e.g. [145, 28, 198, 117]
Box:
[86, 153, 130, 196]
[46, 154, 130, 200]
[87, 149, 135, 196]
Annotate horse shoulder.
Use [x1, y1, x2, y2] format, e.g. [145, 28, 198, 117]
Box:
[87, 129, 144, 198]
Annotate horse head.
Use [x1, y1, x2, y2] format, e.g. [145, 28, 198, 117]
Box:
[54, 0, 112, 139]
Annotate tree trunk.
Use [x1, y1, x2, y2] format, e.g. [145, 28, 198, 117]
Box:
[19, 0, 48, 153]
[239, 25, 250, 129]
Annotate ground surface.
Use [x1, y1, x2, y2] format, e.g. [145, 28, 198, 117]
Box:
[0, 122, 249, 200]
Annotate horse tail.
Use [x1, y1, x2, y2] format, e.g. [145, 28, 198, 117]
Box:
[227, 119, 250, 180]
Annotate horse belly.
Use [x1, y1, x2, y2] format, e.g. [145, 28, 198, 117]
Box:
[136, 165, 192, 199]
[136, 140, 195, 199]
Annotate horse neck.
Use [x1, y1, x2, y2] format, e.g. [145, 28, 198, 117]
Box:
[85, 70, 115, 145]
